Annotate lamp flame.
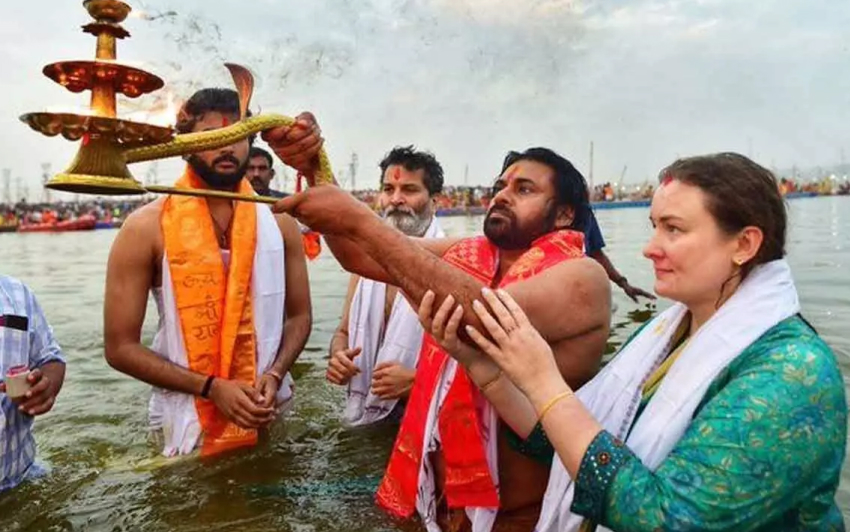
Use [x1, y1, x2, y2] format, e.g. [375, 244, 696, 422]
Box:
[124, 90, 182, 127]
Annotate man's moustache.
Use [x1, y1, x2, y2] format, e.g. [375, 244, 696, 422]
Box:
[488, 205, 513, 218]
[213, 155, 240, 166]
[386, 207, 415, 216]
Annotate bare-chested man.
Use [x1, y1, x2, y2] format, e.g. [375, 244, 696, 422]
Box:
[329, 146, 446, 426]
[103, 88, 312, 457]
[267, 123, 611, 531]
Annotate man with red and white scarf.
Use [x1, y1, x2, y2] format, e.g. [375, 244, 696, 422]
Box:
[267, 124, 611, 532]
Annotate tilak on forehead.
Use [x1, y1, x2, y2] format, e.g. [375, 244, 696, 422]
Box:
[503, 165, 520, 184]
[661, 171, 675, 186]
[390, 166, 402, 182]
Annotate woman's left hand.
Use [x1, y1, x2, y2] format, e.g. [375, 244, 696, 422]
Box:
[466, 288, 562, 401]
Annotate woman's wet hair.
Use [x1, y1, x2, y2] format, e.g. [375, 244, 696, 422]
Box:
[659, 152, 787, 278]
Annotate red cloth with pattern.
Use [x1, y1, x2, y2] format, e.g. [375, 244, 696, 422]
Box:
[376, 230, 586, 518]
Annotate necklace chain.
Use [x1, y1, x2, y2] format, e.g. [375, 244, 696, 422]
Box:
[211, 210, 233, 248]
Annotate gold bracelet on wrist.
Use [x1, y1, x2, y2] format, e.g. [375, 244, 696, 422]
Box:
[264, 370, 284, 385]
[537, 390, 574, 420]
[477, 370, 503, 393]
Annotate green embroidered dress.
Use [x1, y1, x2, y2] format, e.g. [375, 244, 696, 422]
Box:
[570, 316, 847, 531]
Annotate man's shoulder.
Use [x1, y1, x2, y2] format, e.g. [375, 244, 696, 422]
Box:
[117, 200, 165, 241]
[550, 255, 609, 285]
[0, 274, 31, 301]
[272, 211, 301, 235]
[422, 235, 466, 258]
[121, 199, 163, 230]
[519, 256, 610, 305]
[112, 200, 162, 260]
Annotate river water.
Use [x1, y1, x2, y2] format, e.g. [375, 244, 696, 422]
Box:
[1, 195, 848, 531]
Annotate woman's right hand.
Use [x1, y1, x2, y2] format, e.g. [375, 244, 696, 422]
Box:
[418, 291, 495, 374]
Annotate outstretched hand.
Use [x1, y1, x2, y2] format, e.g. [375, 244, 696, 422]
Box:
[622, 282, 656, 303]
[272, 186, 376, 236]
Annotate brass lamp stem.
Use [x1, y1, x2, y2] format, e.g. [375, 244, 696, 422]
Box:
[91, 25, 117, 117]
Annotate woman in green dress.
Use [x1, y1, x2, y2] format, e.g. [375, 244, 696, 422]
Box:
[418, 152, 847, 531]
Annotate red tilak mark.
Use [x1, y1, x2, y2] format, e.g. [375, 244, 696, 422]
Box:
[222, 116, 230, 127]
[82, 133, 91, 147]
[391, 167, 402, 182]
[661, 173, 674, 186]
[504, 166, 519, 185]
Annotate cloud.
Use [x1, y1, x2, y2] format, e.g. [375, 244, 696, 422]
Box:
[1, 0, 847, 200]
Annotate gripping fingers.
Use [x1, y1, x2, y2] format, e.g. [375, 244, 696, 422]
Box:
[271, 195, 298, 214]
[464, 324, 500, 358]
[234, 412, 261, 430]
[418, 290, 436, 328]
[288, 142, 325, 170]
[431, 294, 456, 339]
[23, 395, 54, 416]
[274, 133, 322, 158]
[238, 399, 274, 426]
[445, 305, 464, 342]
[230, 401, 259, 429]
[480, 288, 518, 332]
[339, 354, 360, 375]
[495, 289, 531, 327]
[261, 126, 293, 145]
[326, 368, 344, 384]
[472, 299, 510, 344]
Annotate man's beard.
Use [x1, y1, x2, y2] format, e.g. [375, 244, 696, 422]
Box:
[382, 204, 433, 236]
[483, 203, 558, 250]
[250, 177, 270, 195]
[188, 154, 248, 189]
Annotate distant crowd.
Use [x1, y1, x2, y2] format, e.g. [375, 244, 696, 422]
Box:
[0, 199, 146, 227]
[1, 174, 846, 229]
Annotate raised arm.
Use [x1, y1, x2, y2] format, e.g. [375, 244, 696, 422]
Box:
[323, 231, 455, 284]
[276, 185, 608, 343]
[321, 233, 394, 282]
[355, 209, 608, 343]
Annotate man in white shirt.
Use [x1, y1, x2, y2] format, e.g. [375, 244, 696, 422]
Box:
[327, 146, 445, 426]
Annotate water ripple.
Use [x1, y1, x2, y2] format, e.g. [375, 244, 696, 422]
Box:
[1, 196, 848, 529]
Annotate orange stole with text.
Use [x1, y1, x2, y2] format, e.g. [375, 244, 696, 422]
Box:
[161, 166, 259, 456]
[376, 230, 585, 518]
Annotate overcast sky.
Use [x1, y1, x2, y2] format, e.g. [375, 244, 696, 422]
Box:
[1, 0, 847, 200]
